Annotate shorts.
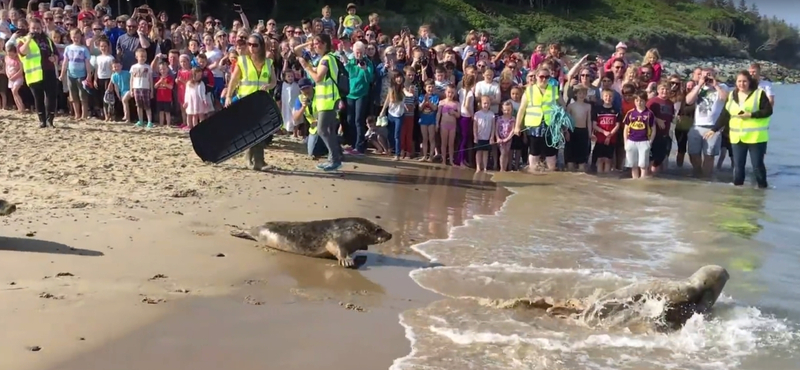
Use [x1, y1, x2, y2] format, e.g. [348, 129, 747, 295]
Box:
[8, 77, 22, 90]
[688, 126, 721, 156]
[625, 140, 651, 168]
[157, 101, 172, 114]
[133, 88, 151, 107]
[593, 143, 615, 159]
[67, 77, 89, 102]
[511, 134, 525, 150]
[475, 139, 491, 151]
[528, 131, 558, 158]
[649, 135, 672, 167]
[564, 127, 589, 164]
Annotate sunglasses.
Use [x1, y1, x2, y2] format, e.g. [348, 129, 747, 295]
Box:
[93, 28, 102, 31]
[537, 75, 549, 79]
[294, 31, 302, 34]
[247, 42, 259, 47]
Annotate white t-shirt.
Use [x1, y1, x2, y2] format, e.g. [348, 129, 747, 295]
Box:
[759, 79, 774, 98]
[475, 80, 500, 113]
[458, 88, 474, 117]
[204, 48, 224, 78]
[694, 84, 728, 127]
[129, 63, 152, 89]
[94, 54, 115, 79]
[473, 110, 495, 141]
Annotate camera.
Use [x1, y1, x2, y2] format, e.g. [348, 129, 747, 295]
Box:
[705, 77, 714, 84]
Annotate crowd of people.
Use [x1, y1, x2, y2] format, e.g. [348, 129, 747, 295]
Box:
[0, 1, 775, 185]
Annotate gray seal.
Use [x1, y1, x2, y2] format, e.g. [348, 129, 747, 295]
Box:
[0, 199, 16, 216]
[483, 265, 729, 330]
[230, 217, 392, 268]
[588, 264, 729, 329]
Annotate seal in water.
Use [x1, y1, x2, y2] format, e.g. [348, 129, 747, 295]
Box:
[230, 217, 392, 268]
[0, 199, 16, 216]
[482, 265, 729, 330]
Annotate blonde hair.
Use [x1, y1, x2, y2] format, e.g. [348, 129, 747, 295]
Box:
[643, 48, 661, 65]
[623, 63, 640, 83]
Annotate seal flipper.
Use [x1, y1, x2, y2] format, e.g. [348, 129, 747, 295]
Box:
[325, 241, 357, 268]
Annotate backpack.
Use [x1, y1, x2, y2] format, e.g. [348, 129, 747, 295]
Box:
[326, 53, 350, 98]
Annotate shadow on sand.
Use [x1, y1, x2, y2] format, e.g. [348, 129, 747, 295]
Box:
[357, 251, 442, 270]
[0, 237, 105, 256]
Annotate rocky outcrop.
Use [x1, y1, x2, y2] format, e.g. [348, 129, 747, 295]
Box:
[0, 199, 16, 216]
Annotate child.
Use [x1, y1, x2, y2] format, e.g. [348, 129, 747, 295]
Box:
[340, 3, 362, 38]
[365, 116, 389, 155]
[61, 28, 92, 120]
[280, 69, 300, 136]
[495, 101, 515, 172]
[94, 38, 115, 120]
[622, 91, 656, 179]
[417, 25, 434, 49]
[5, 45, 24, 112]
[110, 59, 132, 122]
[196, 53, 216, 115]
[646, 81, 675, 174]
[130, 48, 154, 128]
[592, 89, 621, 173]
[154, 61, 174, 126]
[508, 85, 525, 169]
[319, 5, 336, 36]
[565, 86, 592, 172]
[183, 67, 209, 129]
[175, 55, 193, 128]
[436, 84, 459, 165]
[456, 74, 475, 167]
[473, 95, 495, 173]
[418, 79, 439, 162]
[432, 66, 448, 97]
[380, 71, 406, 161]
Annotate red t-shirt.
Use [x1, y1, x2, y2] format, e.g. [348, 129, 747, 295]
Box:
[155, 75, 174, 102]
[592, 105, 621, 144]
[646, 96, 675, 137]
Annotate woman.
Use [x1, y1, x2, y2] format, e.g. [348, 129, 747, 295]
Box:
[705, 70, 772, 189]
[344, 41, 374, 155]
[18, 18, 58, 128]
[224, 33, 277, 170]
[298, 34, 343, 171]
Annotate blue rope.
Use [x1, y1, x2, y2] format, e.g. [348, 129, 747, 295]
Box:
[544, 106, 576, 150]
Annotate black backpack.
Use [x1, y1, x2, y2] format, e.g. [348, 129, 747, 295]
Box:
[326, 54, 350, 97]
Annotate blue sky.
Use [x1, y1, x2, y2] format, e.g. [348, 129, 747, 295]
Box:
[754, 2, 800, 27]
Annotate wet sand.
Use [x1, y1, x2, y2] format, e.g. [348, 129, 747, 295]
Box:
[0, 113, 510, 370]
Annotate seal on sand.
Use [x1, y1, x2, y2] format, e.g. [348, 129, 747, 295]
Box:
[230, 217, 392, 268]
[0, 199, 16, 216]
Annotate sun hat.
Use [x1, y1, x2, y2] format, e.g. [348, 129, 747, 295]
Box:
[616, 42, 628, 49]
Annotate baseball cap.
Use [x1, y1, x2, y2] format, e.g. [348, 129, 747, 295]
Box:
[64, 5, 73, 11]
[615, 42, 628, 49]
[77, 11, 93, 21]
[298, 78, 313, 90]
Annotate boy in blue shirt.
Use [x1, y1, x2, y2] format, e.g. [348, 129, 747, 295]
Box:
[110, 59, 132, 122]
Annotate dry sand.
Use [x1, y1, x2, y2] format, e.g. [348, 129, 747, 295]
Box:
[0, 112, 509, 370]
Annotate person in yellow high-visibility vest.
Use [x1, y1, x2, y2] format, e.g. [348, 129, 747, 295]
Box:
[512, 67, 565, 172]
[291, 78, 328, 159]
[17, 18, 59, 128]
[224, 33, 276, 171]
[704, 70, 773, 189]
[297, 34, 343, 172]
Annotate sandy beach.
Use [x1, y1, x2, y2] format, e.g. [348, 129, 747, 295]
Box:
[0, 111, 509, 370]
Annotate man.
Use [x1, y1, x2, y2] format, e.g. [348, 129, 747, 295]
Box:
[748, 63, 775, 107]
[116, 18, 152, 70]
[103, 15, 124, 54]
[685, 68, 728, 177]
[609, 57, 625, 94]
[293, 78, 328, 159]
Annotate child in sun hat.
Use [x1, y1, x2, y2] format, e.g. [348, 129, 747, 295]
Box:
[340, 3, 362, 38]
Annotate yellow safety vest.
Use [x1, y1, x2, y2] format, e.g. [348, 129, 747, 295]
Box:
[313, 53, 340, 111]
[524, 84, 557, 127]
[725, 89, 769, 144]
[19, 36, 55, 85]
[236, 56, 273, 98]
[301, 94, 318, 134]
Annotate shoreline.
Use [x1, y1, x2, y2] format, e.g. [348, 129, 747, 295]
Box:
[0, 111, 512, 370]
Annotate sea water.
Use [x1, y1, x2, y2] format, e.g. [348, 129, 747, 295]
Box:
[391, 85, 800, 370]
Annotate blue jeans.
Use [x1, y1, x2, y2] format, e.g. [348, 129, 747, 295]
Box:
[346, 97, 368, 153]
[731, 141, 768, 188]
[307, 134, 330, 158]
[387, 115, 402, 155]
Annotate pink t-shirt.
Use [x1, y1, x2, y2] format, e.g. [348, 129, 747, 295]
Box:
[5, 56, 21, 81]
[496, 116, 514, 140]
[530, 53, 546, 70]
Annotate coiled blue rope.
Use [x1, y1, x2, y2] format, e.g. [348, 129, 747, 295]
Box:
[544, 106, 576, 150]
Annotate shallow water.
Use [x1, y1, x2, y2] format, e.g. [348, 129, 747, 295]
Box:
[393, 85, 800, 370]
